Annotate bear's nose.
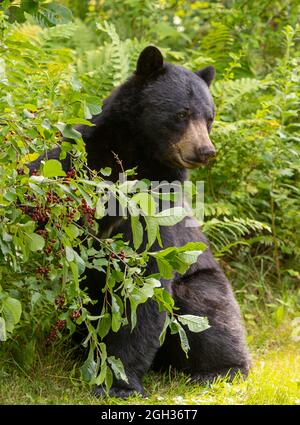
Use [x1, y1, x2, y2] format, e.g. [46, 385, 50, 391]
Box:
[197, 146, 216, 162]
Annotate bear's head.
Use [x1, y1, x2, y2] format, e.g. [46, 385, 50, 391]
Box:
[98, 45, 216, 173]
[133, 46, 216, 169]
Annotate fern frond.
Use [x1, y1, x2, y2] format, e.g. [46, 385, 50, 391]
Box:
[203, 217, 271, 255]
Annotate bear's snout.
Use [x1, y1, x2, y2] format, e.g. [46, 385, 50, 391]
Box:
[170, 120, 216, 168]
[195, 145, 216, 163]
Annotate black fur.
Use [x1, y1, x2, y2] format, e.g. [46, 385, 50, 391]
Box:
[28, 46, 250, 397]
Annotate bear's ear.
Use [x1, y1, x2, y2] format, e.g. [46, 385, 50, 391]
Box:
[195, 65, 215, 87]
[136, 46, 164, 78]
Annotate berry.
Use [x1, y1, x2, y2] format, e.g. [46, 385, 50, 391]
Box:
[66, 169, 76, 178]
[46, 328, 58, 345]
[46, 191, 60, 204]
[36, 266, 49, 276]
[44, 246, 52, 255]
[36, 229, 48, 238]
[55, 319, 66, 330]
[31, 169, 39, 176]
[25, 194, 36, 201]
[55, 295, 65, 308]
[70, 310, 81, 320]
[17, 168, 25, 175]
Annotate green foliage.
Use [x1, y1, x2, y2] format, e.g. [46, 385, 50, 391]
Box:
[0, 0, 299, 394]
[0, 6, 208, 390]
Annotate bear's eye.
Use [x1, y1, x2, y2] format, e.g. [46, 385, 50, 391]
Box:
[176, 110, 189, 121]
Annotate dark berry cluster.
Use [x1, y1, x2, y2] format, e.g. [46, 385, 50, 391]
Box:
[70, 310, 81, 320]
[17, 168, 25, 175]
[44, 239, 56, 255]
[46, 319, 66, 345]
[110, 250, 126, 260]
[55, 319, 66, 330]
[46, 328, 58, 345]
[24, 194, 36, 202]
[31, 206, 50, 222]
[21, 204, 50, 223]
[36, 229, 48, 239]
[78, 199, 96, 225]
[36, 266, 50, 276]
[46, 191, 60, 204]
[66, 208, 76, 223]
[31, 169, 39, 176]
[66, 168, 76, 178]
[55, 295, 65, 308]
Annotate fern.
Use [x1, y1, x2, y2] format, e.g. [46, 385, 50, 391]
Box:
[202, 217, 271, 256]
[201, 23, 234, 66]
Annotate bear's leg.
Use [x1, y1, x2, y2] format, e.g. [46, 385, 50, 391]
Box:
[153, 269, 251, 383]
[93, 298, 166, 398]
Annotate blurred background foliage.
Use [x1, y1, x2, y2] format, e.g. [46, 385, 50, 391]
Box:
[1, 0, 299, 342]
[61, 0, 299, 323]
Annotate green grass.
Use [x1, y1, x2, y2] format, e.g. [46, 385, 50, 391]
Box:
[1, 320, 299, 405]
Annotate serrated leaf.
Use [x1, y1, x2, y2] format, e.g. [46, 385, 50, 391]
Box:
[145, 216, 159, 248]
[108, 356, 128, 383]
[155, 256, 174, 279]
[3, 297, 22, 333]
[159, 315, 170, 345]
[95, 198, 105, 219]
[0, 317, 7, 341]
[56, 123, 82, 140]
[155, 207, 187, 226]
[98, 313, 111, 339]
[80, 357, 97, 382]
[131, 215, 143, 250]
[43, 159, 66, 177]
[178, 315, 210, 333]
[27, 233, 45, 252]
[131, 192, 156, 216]
[65, 224, 80, 240]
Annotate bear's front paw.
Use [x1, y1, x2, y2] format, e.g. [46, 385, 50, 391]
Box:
[92, 385, 145, 399]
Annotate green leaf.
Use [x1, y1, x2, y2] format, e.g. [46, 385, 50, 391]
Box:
[178, 315, 210, 333]
[80, 356, 97, 382]
[170, 319, 190, 356]
[95, 198, 105, 219]
[155, 256, 174, 279]
[43, 159, 66, 177]
[131, 192, 156, 216]
[85, 96, 102, 115]
[145, 216, 159, 248]
[65, 224, 80, 240]
[56, 123, 82, 140]
[105, 366, 113, 391]
[100, 167, 112, 176]
[65, 246, 75, 262]
[27, 233, 45, 252]
[159, 315, 170, 345]
[3, 297, 22, 333]
[107, 356, 128, 383]
[43, 3, 73, 25]
[0, 317, 7, 341]
[131, 215, 144, 250]
[155, 207, 187, 226]
[98, 313, 111, 339]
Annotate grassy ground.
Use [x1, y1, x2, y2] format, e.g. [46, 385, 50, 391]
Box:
[1, 319, 299, 405]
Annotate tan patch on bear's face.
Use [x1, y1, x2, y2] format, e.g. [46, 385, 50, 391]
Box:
[167, 120, 215, 169]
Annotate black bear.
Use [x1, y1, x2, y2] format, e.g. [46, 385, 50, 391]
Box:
[29, 46, 250, 397]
